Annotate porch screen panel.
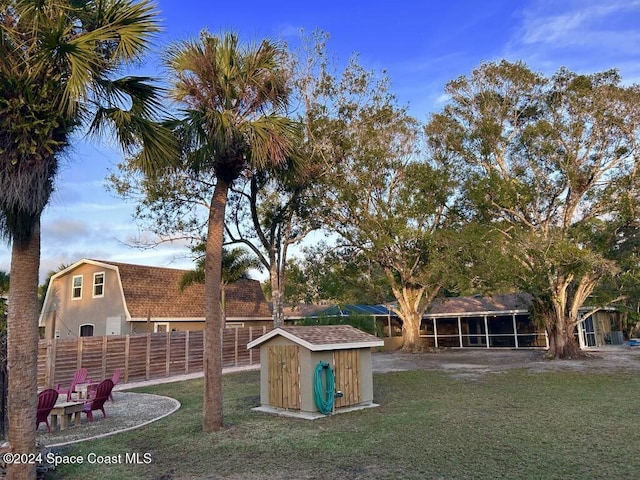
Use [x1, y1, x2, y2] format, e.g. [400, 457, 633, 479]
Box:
[420, 319, 436, 347]
[435, 318, 460, 347]
[488, 315, 516, 347]
[515, 314, 546, 347]
[461, 316, 486, 347]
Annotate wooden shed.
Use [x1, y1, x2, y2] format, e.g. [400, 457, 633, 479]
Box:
[247, 325, 384, 418]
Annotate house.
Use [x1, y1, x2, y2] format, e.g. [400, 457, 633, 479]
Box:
[39, 259, 273, 338]
[421, 293, 624, 350]
[247, 325, 383, 418]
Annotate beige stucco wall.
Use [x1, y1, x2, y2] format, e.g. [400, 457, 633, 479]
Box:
[257, 336, 376, 414]
[41, 263, 129, 338]
[128, 320, 205, 334]
[356, 348, 374, 404]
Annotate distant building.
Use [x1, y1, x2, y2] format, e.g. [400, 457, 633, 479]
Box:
[422, 293, 623, 349]
[283, 294, 625, 351]
[39, 259, 272, 338]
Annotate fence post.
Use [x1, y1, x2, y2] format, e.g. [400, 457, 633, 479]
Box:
[44, 338, 56, 388]
[165, 331, 171, 377]
[185, 330, 190, 374]
[101, 336, 108, 378]
[77, 336, 83, 369]
[145, 333, 151, 380]
[124, 335, 130, 383]
[234, 327, 239, 367]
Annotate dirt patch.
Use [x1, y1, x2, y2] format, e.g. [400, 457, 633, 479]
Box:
[372, 348, 640, 375]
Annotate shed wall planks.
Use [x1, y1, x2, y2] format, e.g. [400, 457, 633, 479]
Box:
[333, 349, 361, 408]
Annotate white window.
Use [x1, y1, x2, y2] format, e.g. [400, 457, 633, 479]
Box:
[225, 322, 245, 328]
[72, 275, 83, 299]
[154, 322, 170, 333]
[93, 272, 105, 298]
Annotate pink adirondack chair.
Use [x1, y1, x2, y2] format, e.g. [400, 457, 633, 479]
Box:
[108, 368, 122, 402]
[56, 367, 89, 401]
[83, 379, 114, 422]
[36, 389, 59, 433]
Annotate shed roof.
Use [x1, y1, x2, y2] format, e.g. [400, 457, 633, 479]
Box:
[247, 325, 384, 351]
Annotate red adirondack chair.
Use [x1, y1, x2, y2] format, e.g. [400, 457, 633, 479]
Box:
[83, 379, 114, 422]
[109, 368, 122, 402]
[36, 389, 59, 433]
[56, 367, 88, 401]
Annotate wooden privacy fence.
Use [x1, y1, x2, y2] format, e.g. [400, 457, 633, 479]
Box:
[37, 327, 271, 389]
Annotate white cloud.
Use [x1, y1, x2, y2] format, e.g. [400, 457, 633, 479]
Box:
[518, 0, 640, 49]
[502, 0, 640, 82]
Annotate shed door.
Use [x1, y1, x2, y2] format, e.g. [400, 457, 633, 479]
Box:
[268, 345, 300, 409]
[333, 349, 361, 408]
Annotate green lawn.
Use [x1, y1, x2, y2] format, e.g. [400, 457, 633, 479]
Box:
[44, 365, 640, 480]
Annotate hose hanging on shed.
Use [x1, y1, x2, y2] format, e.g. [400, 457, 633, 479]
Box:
[313, 361, 335, 414]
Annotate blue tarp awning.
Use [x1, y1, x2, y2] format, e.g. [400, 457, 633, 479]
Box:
[309, 304, 394, 317]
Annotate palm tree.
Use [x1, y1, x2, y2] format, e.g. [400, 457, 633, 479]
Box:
[180, 245, 263, 322]
[0, 270, 7, 441]
[0, 271, 8, 330]
[0, 2, 174, 478]
[161, 31, 299, 431]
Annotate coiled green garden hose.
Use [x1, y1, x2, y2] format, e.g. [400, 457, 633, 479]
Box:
[313, 361, 335, 414]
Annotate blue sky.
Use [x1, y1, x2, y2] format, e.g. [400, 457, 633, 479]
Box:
[2, 0, 640, 282]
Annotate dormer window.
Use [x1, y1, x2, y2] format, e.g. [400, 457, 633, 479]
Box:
[72, 275, 83, 299]
[93, 272, 105, 298]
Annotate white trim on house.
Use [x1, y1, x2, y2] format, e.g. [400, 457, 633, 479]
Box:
[424, 309, 528, 318]
[128, 316, 273, 322]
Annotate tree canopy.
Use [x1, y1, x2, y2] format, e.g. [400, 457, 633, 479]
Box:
[426, 60, 640, 357]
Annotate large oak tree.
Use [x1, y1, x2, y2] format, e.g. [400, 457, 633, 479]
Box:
[309, 59, 461, 350]
[426, 61, 640, 358]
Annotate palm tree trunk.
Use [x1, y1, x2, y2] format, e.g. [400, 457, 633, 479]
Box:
[203, 178, 228, 432]
[6, 220, 41, 480]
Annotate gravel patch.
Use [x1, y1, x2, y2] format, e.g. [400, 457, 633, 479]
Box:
[372, 347, 640, 375]
[37, 392, 180, 448]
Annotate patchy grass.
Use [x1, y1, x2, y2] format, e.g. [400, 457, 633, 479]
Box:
[44, 367, 640, 480]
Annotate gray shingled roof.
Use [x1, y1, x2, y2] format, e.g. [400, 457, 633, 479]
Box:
[426, 293, 533, 316]
[247, 325, 384, 351]
[93, 260, 271, 320]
